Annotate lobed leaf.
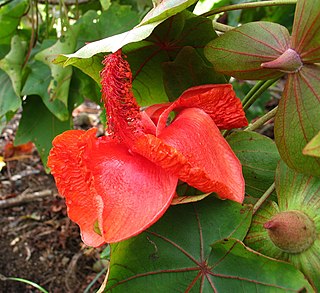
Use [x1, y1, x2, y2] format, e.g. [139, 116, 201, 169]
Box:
[0, 35, 26, 97]
[35, 25, 81, 121]
[104, 197, 312, 292]
[22, 61, 69, 121]
[105, 197, 252, 292]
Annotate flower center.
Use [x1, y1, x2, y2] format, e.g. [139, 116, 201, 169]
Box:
[100, 50, 142, 142]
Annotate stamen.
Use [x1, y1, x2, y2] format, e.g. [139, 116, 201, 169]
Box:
[100, 50, 142, 141]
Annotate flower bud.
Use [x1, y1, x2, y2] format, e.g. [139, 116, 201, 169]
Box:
[264, 210, 316, 253]
[261, 48, 302, 73]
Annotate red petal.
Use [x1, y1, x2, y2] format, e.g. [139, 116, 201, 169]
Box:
[157, 84, 248, 133]
[133, 108, 245, 203]
[80, 131, 178, 243]
[144, 102, 171, 125]
[47, 129, 105, 247]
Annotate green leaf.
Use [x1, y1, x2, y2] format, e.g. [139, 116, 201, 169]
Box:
[208, 239, 313, 292]
[227, 131, 280, 198]
[163, 46, 226, 100]
[303, 131, 320, 158]
[204, 22, 290, 80]
[54, 54, 103, 85]
[15, 96, 70, 170]
[59, 0, 197, 64]
[127, 46, 169, 105]
[274, 65, 320, 177]
[0, 35, 27, 97]
[0, 0, 28, 44]
[0, 69, 21, 118]
[245, 160, 320, 291]
[61, 20, 163, 62]
[22, 60, 69, 121]
[68, 68, 101, 107]
[175, 11, 218, 53]
[126, 12, 221, 105]
[104, 197, 312, 292]
[106, 197, 252, 291]
[291, 0, 320, 63]
[79, 3, 140, 43]
[140, 0, 198, 25]
[35, 24, 82, 120]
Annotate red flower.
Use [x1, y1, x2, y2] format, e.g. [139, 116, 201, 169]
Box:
[48, 51, 248, 247]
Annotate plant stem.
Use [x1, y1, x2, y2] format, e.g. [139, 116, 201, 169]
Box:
[83, 266, 108, 293]
[253, 182, 275, 215]
[241, 80, 268, 108]
[203, 0, 297, 17]
[212, 21, 234, 32]
[45, 0, 49, 38]
[245, 106, 278, 132]
[243, 78, 278, 111]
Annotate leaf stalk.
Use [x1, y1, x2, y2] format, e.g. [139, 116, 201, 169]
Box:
[242, 78, 279, 111]
[245, 106, 278, 132]
[253, 182, 275, 215]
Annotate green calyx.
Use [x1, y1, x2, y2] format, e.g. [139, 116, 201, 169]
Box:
[264, 210, 317, 254]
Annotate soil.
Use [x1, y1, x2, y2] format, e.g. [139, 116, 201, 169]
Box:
[0, 102, 107, 293]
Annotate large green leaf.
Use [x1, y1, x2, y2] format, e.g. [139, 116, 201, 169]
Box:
[58, 0, 197, 64]
[15, 96, 70, 169]
[105, 197, 252, 292]
[0, 35, 26, 97]
[274, 65, 320, 177]
[227, 131, 280, 198]
[0, 69, 21, 118]
[163, 46, 226, 100]
[291, 0, 320, 63]
[204, 22, 290, 80]
[104, 197, 312, 292]
[245, 160, 320, 291]
[0, 0, 28, 44]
